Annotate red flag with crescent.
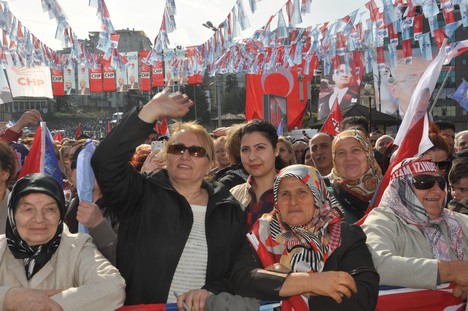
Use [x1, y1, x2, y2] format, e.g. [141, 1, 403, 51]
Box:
[245, 65, 309, 129]
[320, 98, 342, 136]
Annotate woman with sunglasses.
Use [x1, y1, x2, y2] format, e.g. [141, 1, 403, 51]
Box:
[362, 156, 468, 299]
[92, 89, 246, 310]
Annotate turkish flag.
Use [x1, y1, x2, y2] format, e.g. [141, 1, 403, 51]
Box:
[320, 98, 342, 136]
[245, 65, 309, 129]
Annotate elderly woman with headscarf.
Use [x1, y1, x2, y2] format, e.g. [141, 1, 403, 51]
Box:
[0, 173, 125, 310]
[362, 157, 468, 300]
[328, 130, 383, 223]
[232, 165, 379, 311]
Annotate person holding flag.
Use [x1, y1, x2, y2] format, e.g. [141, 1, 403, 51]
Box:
[362, 157, 468, 303]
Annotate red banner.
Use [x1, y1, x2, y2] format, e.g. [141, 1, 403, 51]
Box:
[51, 68, 64, 96]
[101, 57, 116, 92]
[139, 50, 151, 91]
[152, 61, 164, 87]
[246, 65, 308, 129]
[89, 67, 103, 93]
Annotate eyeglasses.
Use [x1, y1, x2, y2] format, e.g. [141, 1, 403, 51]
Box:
[412, 174, 446, 190]
[167, 143, 208, 159]
[435, 160, 451, 170]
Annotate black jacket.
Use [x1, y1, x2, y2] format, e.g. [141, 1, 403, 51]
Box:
[92, 108, 246, 305]
[231, 224, 379, 311]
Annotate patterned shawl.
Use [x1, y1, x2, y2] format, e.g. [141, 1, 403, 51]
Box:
[330, 130, 383, 202]
[381, 157, 464, 261]
[248, 165, 343, 310]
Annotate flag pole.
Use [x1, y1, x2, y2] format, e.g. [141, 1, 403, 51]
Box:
[428, 66, 452, 114]
[40, 121, 46, 173]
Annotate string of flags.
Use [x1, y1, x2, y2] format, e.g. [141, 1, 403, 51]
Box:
[0, 0, 467, 83]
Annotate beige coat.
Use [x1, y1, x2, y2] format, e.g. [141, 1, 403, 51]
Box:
[0, 226, 125, 311]
[362, 206, 468, 289]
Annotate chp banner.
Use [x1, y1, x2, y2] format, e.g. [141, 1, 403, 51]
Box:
[6, 66, 53, 98]
[124, 52, 139, 90]
[63, 66, 76, 96]
[152, 60, 164, 87]
[139, 50, 151, 91]
[102, 57, 116, 92]
[89, 66, 103, 93]
[51, 68, 64, 96]
[77, 65, 90, 95]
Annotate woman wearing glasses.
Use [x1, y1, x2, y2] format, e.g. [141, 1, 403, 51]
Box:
[92, 89, 246, 310]
[362, 156, 468, 299]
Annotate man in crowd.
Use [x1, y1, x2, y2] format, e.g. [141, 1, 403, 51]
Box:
[455, 130, 468, 153]
[308, 132, 334, 176]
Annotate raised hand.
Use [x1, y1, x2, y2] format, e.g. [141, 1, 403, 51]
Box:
[139, 88, 193, 123]
[76, 201, 105, 229]
[10, 109, 42, 133]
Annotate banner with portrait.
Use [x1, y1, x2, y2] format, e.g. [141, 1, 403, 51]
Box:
[77, 65, 90, 96]
[317, 58, 360, 121]
[63, 66, 76, 96]
[115, 67, 127, 92]
[124, 52, 139, 90]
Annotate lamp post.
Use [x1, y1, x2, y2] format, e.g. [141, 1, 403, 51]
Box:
[203, 21, 222, 128]
[365, 66, 395, 112]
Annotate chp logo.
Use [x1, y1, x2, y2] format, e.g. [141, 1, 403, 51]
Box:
[104, 72, 115, 78]
[141, 72, 150, 78]
[11, 66, 47, 87]
[90, 72, 102, 80]
[52, 76, 63, 82]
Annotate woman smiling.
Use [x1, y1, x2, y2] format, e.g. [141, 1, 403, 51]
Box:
[0, 173, 125, 310]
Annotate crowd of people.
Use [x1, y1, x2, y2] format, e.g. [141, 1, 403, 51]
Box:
[0, 88, 467, 310]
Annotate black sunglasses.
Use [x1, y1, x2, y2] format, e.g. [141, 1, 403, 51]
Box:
[167, 144, 208, 159]
[435, 160, 451, 170]
[412, 174, 446, 190]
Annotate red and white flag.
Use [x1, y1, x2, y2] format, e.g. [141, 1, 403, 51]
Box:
[365, 41, 447, 214]
[320, 98, 342, 136]
[444, 39, 468, 64]
[75, 123, 82, 140]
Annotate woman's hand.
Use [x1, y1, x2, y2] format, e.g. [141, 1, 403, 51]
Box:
[76, 202, 104, 229]
[139, 88, 193, 123]
[307, 271, 357, 303]
[452, 285, 468, 300]
[140, 150, 166, 174]
[4, 288, 64, 311]
[176, 289, 211, 311]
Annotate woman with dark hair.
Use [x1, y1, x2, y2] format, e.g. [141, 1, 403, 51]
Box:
[230, 119, 280, 229]
[0, 141, 17, 233]
[0, 173, 125, 310]
[329, 130, 383, 224]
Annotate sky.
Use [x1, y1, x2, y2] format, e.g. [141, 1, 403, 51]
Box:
[7, 0, 371, 51]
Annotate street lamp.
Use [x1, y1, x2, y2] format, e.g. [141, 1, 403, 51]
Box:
[203, 21, 222, 128]
[364, 66, 394, 112]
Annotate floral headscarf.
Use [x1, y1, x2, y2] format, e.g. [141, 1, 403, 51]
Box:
[331, 129, 383, 202]
[381, 156, 464, 261]
[248, 165, 342, 274]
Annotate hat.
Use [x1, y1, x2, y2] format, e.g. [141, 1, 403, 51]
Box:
[390, 156, 438, 180]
